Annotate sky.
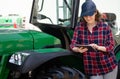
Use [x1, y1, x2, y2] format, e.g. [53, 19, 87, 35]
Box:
[0, 0, 33, 23]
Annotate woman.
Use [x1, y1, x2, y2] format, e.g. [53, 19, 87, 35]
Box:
[70, 0, 118, 79]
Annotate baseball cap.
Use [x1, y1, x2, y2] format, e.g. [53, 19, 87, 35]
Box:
[80, 0, 96, 17]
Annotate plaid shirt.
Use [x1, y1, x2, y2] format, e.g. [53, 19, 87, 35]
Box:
[70, 22, 117, 76]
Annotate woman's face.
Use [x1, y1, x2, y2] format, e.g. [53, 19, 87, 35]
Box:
[83, 12, 97, 24]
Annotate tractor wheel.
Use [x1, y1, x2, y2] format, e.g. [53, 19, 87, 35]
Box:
[117, 61, 120, 79]
[114, 45, 120, 79]
[32, 66, 85, 79]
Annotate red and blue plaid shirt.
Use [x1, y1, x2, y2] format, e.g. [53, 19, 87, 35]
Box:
[70, 21, 117, 76]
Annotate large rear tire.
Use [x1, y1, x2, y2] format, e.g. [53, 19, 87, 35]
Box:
[32, 66, 85, 79]
[114, 45, 120, 79]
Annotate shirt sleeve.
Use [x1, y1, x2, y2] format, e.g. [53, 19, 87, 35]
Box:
[105, 25, 115, 53]
[70, 26, 79, 49]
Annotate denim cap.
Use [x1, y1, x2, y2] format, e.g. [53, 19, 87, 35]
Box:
[81, 0, 96, 17]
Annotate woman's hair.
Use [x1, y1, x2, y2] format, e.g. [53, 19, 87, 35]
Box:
[79, 10, 102, 22]
[95, 10, 101, 22]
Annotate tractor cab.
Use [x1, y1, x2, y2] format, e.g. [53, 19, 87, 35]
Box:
[30, 0, 80, 49]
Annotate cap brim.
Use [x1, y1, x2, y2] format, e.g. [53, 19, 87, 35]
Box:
[81, 11, 95, 17]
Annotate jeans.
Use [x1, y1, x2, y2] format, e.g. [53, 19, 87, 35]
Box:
[90, 66, 118, 79]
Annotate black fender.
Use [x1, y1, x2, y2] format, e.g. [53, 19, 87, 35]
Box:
[8, 49, 75, 73]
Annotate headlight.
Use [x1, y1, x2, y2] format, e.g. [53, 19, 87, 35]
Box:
[9, 52, 30, 65]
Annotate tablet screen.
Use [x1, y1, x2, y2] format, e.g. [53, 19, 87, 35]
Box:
[75, 44, 97, 52]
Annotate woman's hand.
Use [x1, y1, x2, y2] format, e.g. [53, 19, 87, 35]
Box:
[72, 47, 88, 53]
[89, 43, 106, 52]
[89, 43, 99, 49]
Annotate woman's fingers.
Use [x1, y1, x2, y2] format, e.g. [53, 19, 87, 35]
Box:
[78, 47, 88, 53]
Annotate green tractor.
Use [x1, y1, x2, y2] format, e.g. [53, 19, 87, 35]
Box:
[0, 0, 120, 79]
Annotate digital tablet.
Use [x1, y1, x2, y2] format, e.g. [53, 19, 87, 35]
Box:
[75, 44, 97, 52]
